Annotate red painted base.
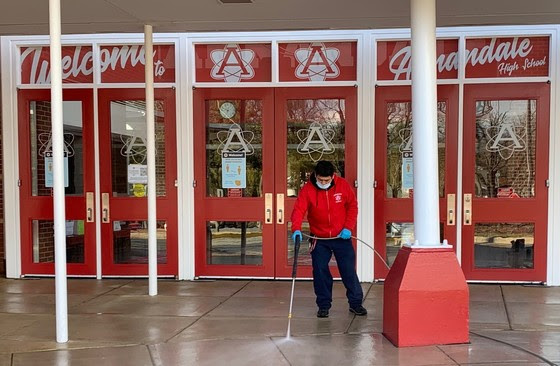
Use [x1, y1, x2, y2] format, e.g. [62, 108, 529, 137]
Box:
[383, 247, 469, 347]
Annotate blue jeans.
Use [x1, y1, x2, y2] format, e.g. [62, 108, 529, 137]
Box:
[311, 238, 363, 309]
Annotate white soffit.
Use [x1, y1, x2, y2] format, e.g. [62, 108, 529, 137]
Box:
[0, 0, 560, 35]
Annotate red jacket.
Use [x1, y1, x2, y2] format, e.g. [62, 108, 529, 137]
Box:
[291, 174, 358, 238]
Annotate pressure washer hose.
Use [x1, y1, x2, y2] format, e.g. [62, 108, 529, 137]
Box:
[302, 233, 391, 269]
[285, 233, 389, 339]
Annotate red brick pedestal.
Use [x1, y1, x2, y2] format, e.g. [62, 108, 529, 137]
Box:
[383, 246, 469, 347]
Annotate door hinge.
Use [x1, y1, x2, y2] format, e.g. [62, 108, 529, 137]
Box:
[354, 180, 358, 188]
[545, 179, 550, 188]
[174, 179, 178, 188]
[192, 180, 197, 188]
[17, 179, 22, 187]
[373, 180, 378, 188]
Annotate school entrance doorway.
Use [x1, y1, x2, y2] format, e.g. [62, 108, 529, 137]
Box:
[193, 87, 357, 278]
[374, 83, 550, 282]
[18, 88, 178, 276]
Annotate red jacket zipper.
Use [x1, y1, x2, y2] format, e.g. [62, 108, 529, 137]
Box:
[326, 190, 332, 237]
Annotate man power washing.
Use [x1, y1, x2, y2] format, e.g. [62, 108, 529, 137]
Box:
[290, 160, 367, 318]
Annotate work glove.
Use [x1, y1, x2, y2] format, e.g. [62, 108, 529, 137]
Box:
[291, 230, 302, 243]
[338, 228, 351, 240]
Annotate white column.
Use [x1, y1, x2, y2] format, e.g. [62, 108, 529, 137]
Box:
[410, 0, 444, 247]
[49, 0, 68, 343]
[145, 25, 158, 296]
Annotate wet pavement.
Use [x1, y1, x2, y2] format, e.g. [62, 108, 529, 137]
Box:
[0, 278, 559, 365]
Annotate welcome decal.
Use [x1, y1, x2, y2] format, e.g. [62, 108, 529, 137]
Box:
[20, 44, 175, 84]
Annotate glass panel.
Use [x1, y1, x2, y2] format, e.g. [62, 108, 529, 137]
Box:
[112, 220, 167, 264]
[474, 223, 534, 269]
[32, 219, 84, 263]
[206, 221, 262, 265]
[30, 101, 84, 197]
[287, 99, 346, 198]
[110, 101, 166, 197]
[385, 222, 444, 267]
[474, 100, 536, 198]
[386, 102, 446, 198]
[205, 100, 263, 198]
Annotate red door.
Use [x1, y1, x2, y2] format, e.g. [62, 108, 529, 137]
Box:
[98, 88, 178, 276]
[461, 83, 549, 281]
[374, 85, 459, 279]
[193, 87, 357, 278]
[274, 87, 357, 278]
[18, 89, 96, 275]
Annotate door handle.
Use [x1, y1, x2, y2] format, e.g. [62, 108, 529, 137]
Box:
[276, 193, 285, 224]
[447, 193, 455, 226]
[265, 193, 273, 224]
[86, 192, 94, 223]
[102, 193, 110, 223]
[463, 193, 472, 226]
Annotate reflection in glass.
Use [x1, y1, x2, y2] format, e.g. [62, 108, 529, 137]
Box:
[30, 101, 84, 197]
[474, 223, 534, 269]
[475, 100, 536, 198]
[112, 220, 167, 264]
[386, 102, 446, 198]
[286, 99, 346, 197]
[206, 221, 262, 265]
[205, 100, 263, 198]
[385, 222, 444, 266]
[110, 101, 166, 197]
[32, 220, 85, 263]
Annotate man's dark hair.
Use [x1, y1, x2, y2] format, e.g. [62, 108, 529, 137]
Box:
[314, 160, 335, 177]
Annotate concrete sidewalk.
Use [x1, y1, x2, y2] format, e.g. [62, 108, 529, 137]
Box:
[0, 278, 559, 365]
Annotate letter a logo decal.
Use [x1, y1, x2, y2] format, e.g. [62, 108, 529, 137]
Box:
[485, 122, 526, 160]
[211, 44, 255, 82]
[294, 43, 340, 81]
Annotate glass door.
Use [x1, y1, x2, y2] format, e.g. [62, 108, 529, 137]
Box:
[461, 83, 549, 281]
[275, 87, 357, 278]
[98, 88, 178, 276]
[18, 89, 96, 275]
[374, 85, 459, 279]
[193, 87, 357, 278]
[193, 88, 275, 277]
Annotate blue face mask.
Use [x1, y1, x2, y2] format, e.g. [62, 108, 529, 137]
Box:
[317, 181, 330, 190]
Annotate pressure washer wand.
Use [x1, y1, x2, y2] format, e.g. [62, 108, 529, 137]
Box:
[286, 235, 301, 339]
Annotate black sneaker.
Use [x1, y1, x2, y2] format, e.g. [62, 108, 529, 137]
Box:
[349, 305, 367, 316]
[316, 308, 329, 318]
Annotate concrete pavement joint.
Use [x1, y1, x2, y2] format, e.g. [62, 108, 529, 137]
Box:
[345, 282, 373, 334]
[470, 331, 558, 366]
[269, 336, 294, 366]
[435, 345, 461, 365]
[163, 280, 252, 343]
